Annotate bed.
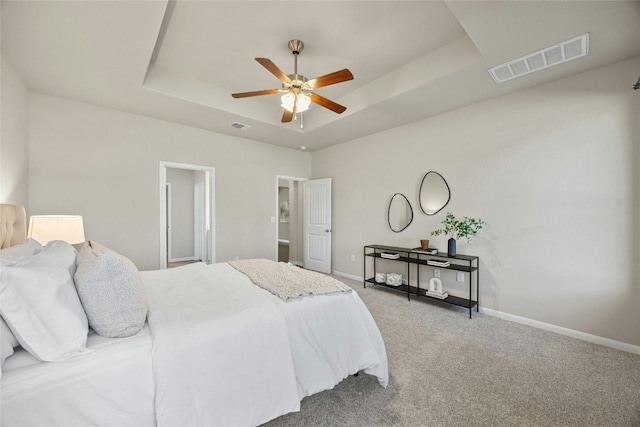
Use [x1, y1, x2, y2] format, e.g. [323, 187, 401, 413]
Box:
[0, 204, 388, 426]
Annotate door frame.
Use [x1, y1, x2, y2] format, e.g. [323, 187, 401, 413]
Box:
[194, 181, 205, 262]
[275, 175, 307, 264]
[166, 182, 173, 262]
[159, 161, 215, 269]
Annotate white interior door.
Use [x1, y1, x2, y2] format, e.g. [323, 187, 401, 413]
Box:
[303, 178, 332, 274]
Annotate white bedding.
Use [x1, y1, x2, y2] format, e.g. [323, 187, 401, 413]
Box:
[210, 262, 389, 398]
[1, 261, 388, 427]
[1, 327, 155, 427]
[142, 262, 301, 427]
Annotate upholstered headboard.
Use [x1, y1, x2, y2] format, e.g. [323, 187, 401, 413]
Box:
[0, 204, 27, 249]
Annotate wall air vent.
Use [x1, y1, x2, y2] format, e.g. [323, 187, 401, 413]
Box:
[489, 33, 589, 84]
[229, 122, 252, 131]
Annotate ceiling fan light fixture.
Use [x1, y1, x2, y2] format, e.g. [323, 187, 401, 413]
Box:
[281, 92, 310, 113]
[280, 92, 295, 111]
[296, 93, 311, 112]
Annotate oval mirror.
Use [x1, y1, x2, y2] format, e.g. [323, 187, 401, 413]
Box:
[388, 193, 413, 233]
[419, 171, 450, 215]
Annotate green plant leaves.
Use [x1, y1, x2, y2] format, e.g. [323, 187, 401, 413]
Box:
[430, 212, 486, 242]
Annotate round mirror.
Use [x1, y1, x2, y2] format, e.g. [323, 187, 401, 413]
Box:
[388, 193, 413, 233]
[419, 171, 450, 215]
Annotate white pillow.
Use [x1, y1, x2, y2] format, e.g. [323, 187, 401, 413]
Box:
[1, 316, 19, 366]
[74, 241, 147, 338]
[0, 241, 91, 361]
[0, 238, 43, 266]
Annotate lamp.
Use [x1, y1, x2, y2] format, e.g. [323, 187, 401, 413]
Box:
[28, 215, 85, 245]
[281, 91, 310, 113]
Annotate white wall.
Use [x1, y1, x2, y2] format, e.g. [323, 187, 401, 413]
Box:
[312, 57, 640, 347]
[0, 54, 29, 208]
[28, 94, 311, 270]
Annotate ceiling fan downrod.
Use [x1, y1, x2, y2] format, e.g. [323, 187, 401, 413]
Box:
[288, 39, 304, 86]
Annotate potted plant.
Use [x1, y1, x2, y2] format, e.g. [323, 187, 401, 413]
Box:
[431, 212, 486, 256]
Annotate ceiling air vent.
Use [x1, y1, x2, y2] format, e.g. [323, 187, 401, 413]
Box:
[489, 33, 589, 84]
[229, 122, 252, 131]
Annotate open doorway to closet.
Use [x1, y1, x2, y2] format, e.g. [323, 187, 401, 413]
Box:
[276, 176, 305, 266]
[159, 161, 215, 269]
[276, 176, 333, 273]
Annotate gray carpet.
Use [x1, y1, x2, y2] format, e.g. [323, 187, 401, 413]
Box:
[266, 277, 640, 427]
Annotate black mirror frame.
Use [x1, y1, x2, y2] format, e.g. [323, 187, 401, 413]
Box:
[419, 171, 451, 216]
[387, 193, 414, 233]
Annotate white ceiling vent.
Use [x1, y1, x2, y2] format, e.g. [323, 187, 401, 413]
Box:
[489, 33, 589, 84]
[229, 122, 252, 131]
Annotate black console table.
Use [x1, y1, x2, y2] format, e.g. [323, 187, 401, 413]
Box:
[363, 244, 479, 318]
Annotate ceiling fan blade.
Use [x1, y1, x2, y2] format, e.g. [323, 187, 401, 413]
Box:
[307, 69, 354, 89]
[309, 93, 347, 114]
[231, 89, 279, 98]
[256, 58, 292, 83]
[281, 109, 294, 123]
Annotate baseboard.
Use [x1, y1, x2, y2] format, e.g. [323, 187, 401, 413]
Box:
[480, 307, 640, 356]
[332, 270, 362, 282]
[332, 270, 640, 356]
[168, 256, 197, 263]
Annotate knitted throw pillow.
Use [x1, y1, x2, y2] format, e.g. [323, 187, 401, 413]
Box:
[74, 241, 147, 338]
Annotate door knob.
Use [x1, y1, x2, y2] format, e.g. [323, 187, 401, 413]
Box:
[325, 229, 331, 233]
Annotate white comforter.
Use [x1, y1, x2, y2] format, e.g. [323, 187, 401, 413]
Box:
[142, 262, 300, 427]
[141, 262, 388, 427]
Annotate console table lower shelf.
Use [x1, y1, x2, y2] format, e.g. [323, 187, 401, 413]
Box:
[363, 244, 479, 318]
[414, 286, 477, 311]
[364, 279, 412, 295]
[364, 279, 477, 312]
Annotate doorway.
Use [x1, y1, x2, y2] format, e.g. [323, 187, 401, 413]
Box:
[276, 176, 306, 266]
[159, 161, 215, 269]
[275, 176, 332, 274]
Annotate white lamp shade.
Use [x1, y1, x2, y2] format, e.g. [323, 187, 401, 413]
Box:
[280, 92, 310, 113]
[281, 92, 295, 111]
[28, 215, 85, 245]
[296, 94, 311, 112]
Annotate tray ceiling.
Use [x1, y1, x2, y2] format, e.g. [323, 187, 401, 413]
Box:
[2, 1, 639, 151]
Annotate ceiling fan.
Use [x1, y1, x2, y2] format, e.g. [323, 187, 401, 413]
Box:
[231, 39, 354, 124]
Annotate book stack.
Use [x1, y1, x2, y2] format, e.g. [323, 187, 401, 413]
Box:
[412, 247, 438, 254]
[426, 290, 449, 299]
[427, 259, 450, 267]
[380, 252, 400, 259]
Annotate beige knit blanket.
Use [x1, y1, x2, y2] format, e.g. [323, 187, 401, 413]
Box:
[228, 259, 352, 301]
